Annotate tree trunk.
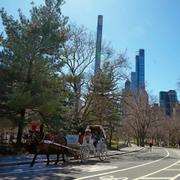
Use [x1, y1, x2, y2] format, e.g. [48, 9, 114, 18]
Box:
[136, 137, 140, 146]
[108, 126, 113, 147]
[16, 109, 25, 147]
[73, 81, 81, 130]
[140, 137, 145, 147]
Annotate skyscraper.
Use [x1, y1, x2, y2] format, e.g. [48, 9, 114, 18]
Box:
[95, 15, 103, 74]
[122, 79, 130, 93]
[136, 49, 145, 91]
[130, 72, 137, 92]
[168, 90, 178, 115]
[160, 91, 170, 116]
[129, 49, 145, 94]
[159, 90, 178, 116]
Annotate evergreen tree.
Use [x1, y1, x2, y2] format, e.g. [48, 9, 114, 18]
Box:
[0, 0, 69, 146]
[86, 54, 127, 147]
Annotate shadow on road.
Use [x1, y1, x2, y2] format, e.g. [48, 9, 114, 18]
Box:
[0, 157, 111, 180]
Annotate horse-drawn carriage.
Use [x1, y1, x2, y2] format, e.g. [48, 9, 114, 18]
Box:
[66, 125, 108, 162]
[84, 125, 108, 161]
[26, 124, 108, 166]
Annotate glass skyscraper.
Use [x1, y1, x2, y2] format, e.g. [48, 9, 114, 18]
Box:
[159, 90, 178, 116]
[129, 49, 145, 94]
[136, 49, 145, 90]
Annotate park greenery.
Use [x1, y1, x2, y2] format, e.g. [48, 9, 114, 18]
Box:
[0, 0, 180, 148]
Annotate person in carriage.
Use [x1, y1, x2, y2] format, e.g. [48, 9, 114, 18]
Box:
[92, 127, 105, 149]
[83, 128, 96, 153]
[83, 125, 106, 154]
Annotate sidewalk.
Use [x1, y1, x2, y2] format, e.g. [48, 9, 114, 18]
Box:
[0, 144, 143, 167]
[108, 144, 143, 156]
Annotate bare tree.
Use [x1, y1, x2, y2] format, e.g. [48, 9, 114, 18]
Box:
[147, 103, 166, 146]
[122, 90, 158, 146]
[59, 24, 96, 130]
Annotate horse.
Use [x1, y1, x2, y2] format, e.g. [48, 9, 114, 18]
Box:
[25, 131, 68, 167]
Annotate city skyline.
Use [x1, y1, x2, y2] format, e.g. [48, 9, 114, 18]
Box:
[0, 0, 180, 100]
[63, 0, 180, 100]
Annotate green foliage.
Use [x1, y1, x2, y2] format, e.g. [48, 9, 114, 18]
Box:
[88, 62, 122, 125]
[0, 0, 69, 144]
[0, 0, 129, 144]
[84, 56, 127, 147]
[8, 90, 32, 112]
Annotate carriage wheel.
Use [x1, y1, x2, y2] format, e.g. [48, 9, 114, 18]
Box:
[80, 146, 90, 163]
[99, 143, 108, 161]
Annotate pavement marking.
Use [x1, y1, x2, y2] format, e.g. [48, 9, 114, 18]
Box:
[134, 160, 180, 180]
[165, 169, 180, 171]
[140, 178, 171, 179]
[75, 148, 169, 180]
[170, 173, 180, 180]
[99, 175, 128, 180]
[71, 165, 118, 172]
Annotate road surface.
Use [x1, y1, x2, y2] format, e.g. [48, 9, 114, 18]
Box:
[0, 147, 180, 180]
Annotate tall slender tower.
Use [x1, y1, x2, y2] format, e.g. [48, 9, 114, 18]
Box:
[136, 49, 145, 91]
[130, 49, 145, 95]
[95, 15, 103, 74]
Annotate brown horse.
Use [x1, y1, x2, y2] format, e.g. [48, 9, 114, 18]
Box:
[26, 132, 68, 167]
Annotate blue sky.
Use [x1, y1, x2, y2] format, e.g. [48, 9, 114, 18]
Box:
[0, 0, 180, 100]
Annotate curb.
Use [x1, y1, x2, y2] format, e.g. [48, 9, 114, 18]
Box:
[0, 147, 144, 167]
[108, 147, 144, 157]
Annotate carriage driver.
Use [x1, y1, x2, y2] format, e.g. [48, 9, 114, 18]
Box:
[34, 123, 45, 143]
[83, 129, 96, 152]
[84, 128, 92, 144]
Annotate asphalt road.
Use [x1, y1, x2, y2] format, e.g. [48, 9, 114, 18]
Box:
[0, 147, 180, 180]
